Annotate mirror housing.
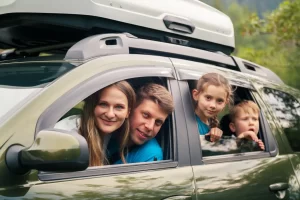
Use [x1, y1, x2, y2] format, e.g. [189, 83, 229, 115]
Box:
[6, 129, 89, 174]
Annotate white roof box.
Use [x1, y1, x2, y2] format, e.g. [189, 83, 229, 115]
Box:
[0, 0, 235, 55]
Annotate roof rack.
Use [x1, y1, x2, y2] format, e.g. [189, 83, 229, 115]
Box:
[233, 56, 284, 85]
[65, 33, 285, 86]
[65, 33, 237, 69]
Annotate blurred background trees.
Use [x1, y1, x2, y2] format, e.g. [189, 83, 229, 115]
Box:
[201, 0, 300, 90]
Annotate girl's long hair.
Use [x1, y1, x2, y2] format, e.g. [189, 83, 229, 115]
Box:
[79, 81, 136, 166]
[195, 72, 233, 128]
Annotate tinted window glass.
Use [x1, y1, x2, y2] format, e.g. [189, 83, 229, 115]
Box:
[0, 59, 76, 118]
[0, 61, 75, 86]
[263, 88, 300, 151]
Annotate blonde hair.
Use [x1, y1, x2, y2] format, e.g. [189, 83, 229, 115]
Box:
[229, 100, 260, 122]
[136, 83, 174, 114]
[194, 72, 233, 128]
[79, 81, 136, 166]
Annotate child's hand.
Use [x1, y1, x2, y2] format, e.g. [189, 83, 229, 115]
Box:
[206, 127, 223, 142]
[257, 139, 265, 150]
[238, 131, 258, 141]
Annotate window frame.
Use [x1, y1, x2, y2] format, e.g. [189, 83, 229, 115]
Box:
[178, 79, 275, 166]
[36, 64, 191, 181]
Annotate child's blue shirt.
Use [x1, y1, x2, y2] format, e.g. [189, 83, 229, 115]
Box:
[195, 114, 210, 135]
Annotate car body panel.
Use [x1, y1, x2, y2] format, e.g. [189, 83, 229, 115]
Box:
[171, 60, 300, 199]
[0, 55, 197, 199]
[193, 156, 299, 200]
[2, 167, 195, 200]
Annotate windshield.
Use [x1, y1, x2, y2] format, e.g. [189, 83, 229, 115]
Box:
[0, 59, 76, 119]
[0, 86, 43, 119]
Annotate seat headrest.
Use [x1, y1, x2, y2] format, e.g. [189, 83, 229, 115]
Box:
[220, 114, 235, 136]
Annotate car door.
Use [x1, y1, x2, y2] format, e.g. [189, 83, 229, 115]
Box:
[0, 55, 195, 200]
[255, 81, 300, 199]
[171, 57, 300, 200]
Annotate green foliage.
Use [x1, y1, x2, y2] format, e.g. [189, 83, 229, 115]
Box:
[202, 0, 300, 90]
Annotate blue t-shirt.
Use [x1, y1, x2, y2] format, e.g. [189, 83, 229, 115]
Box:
[195, 115, 210, 135]
[108, 138, 163, 164]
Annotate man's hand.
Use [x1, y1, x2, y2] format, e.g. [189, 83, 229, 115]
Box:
[206, 127, 223, 142]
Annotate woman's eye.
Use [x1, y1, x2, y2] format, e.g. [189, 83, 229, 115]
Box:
[206, 96, 211, 100]
[142, 113, 149, 118]
[98, 102, 107, 107]
[115, 105, 124, 110]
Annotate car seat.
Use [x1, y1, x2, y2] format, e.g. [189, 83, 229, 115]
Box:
[219, 114, 235, 137]
[155, 116, 172, 160]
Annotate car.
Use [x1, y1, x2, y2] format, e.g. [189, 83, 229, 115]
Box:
[0, 1, 300, 200]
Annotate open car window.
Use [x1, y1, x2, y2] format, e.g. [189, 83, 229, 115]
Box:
[188, 80, 266, 157]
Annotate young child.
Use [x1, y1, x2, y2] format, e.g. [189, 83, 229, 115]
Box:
[192, 72, 233, 142]
[229, 100, 265, 151]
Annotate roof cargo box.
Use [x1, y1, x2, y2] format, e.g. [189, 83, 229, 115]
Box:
[0, 0, 235, 55]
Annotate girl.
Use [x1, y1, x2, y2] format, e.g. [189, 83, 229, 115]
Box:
[192, 72, 233, 142]
[55, 80, 136, 166]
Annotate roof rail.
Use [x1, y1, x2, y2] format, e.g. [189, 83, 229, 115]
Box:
[65, 33, 237, 69]
[233, 56, 284, 85]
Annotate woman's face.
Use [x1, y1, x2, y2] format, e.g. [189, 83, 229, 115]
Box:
[94, 85, 129, 135]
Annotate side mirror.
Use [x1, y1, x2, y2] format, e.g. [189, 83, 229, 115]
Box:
[6, 129, 89, 174]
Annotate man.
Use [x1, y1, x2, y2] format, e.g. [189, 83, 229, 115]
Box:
[108, 83, 174, 164]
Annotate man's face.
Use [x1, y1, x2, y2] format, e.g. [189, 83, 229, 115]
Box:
[230, 109, 259, 136]
[129, 99, 168, 145]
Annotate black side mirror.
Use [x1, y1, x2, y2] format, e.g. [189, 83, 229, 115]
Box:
[6, 129, 89, 174]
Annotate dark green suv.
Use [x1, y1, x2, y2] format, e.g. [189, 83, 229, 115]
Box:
[1, 1, 300, 200]
[0, 33, 299, 200]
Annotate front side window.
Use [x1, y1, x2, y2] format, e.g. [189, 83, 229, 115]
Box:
[263, 88, 300, 151]
[54, 77, 174, 167]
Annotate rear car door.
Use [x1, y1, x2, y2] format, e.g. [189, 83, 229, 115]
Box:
[172, 57, 300, 200]
[256, 81, 300, 198]
[0, 55, 195, 200]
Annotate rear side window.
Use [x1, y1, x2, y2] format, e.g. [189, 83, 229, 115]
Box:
[263, 88, 300, 151]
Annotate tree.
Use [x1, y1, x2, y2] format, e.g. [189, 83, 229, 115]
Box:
[242, 0, 300, 89]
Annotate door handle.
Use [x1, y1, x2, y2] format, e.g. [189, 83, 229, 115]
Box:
[163, 15, 195, 34]
[269, 182, 289, 192]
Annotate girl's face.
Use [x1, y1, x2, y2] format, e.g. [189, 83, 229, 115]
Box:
[193, 85, 227, 122]
[94, 85, 130, 135]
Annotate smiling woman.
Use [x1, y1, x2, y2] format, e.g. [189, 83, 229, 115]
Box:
[55, 81, 136, 166]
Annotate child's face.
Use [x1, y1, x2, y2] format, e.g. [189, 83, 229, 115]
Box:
[230, 109, 259, 136]
[193, 85, 227, 121]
